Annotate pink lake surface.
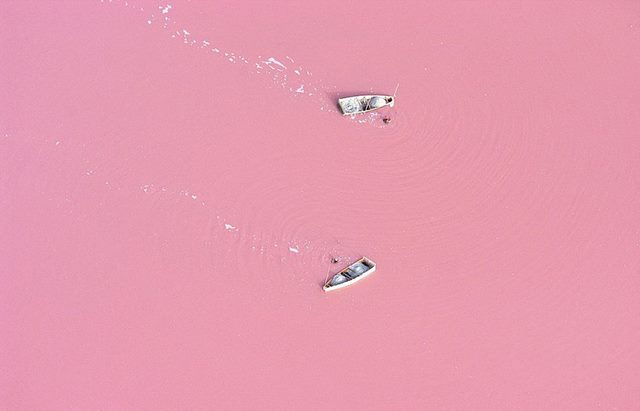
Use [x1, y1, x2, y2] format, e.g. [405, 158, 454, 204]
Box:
[2, 1, 640, 409]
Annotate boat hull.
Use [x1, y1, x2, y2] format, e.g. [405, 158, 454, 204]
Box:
[338, 95, 394, 115]
[323, 257, 377, 292]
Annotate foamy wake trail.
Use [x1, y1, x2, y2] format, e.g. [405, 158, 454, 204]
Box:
[99, 0, 341, 113]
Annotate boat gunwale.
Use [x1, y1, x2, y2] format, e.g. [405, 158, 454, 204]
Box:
[338, 95, 394, 116]
[323, 257, 377, 292]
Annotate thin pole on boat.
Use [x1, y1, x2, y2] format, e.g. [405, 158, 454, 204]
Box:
[324, 263, 331, 286]
[324, 238, 341, 286]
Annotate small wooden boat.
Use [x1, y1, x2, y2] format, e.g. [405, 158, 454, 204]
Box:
[323, 257, 377, 292]
[338, 95, 394, 115]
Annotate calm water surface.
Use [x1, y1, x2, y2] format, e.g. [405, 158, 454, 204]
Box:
[2, 0, 640, 409]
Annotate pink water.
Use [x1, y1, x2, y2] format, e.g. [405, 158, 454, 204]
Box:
[2, 1, 640, 409]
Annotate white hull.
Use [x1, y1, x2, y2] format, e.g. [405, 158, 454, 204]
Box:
[323, 257, 377, 292]
[338, 95, 394, 115]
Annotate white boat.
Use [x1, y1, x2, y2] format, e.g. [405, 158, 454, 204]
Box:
[323, 257, 377, 292]
[338, 95, 394, 115]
